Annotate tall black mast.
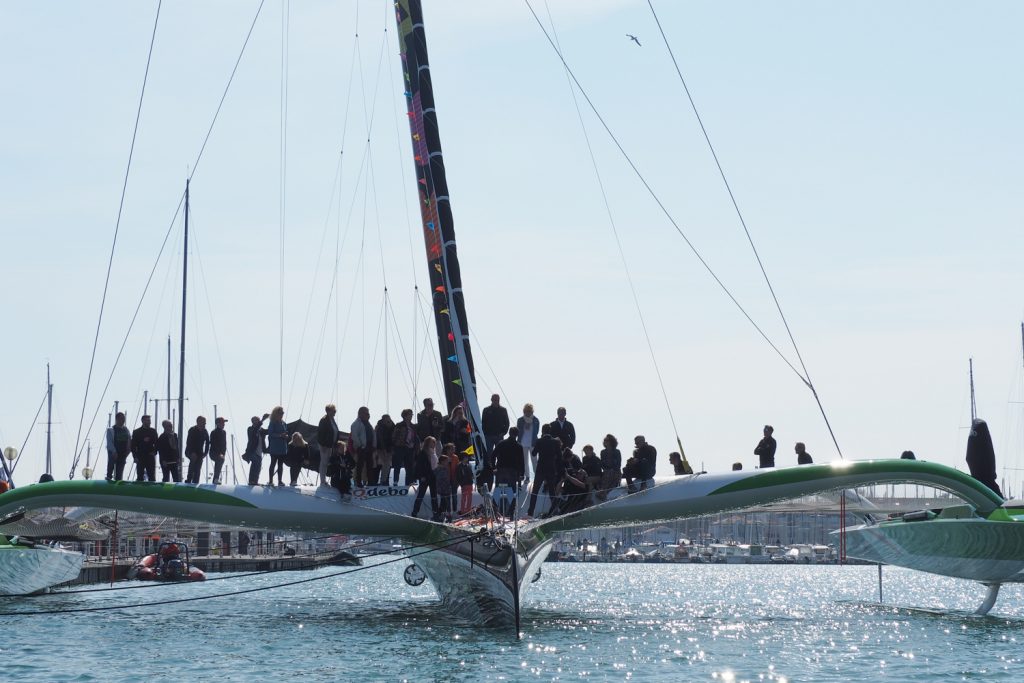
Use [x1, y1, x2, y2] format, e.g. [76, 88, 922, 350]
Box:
[394, 0, 484, 454]
[177, 180, 189, 478]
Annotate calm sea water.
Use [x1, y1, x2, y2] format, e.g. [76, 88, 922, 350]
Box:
[3, 560, 1022, 681]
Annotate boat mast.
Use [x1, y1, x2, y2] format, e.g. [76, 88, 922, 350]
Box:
[45, 362, 53, 476]
[969, 357, 977, 422]
[394, 0, 484, 457]
[177, 180, 190, 479]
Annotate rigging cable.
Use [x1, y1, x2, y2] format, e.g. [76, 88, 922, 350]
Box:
[69, 0, 269, 478]
[521, 0, 807, 387]
[645, 0, 843, 458]
[0, 530, 483, 616]
[11, 390, 48, 477]
[71, 0, 162, 475]
[542, 0, 687, 460]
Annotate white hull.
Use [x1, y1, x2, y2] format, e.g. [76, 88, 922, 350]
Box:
[0, 545, 84, 595]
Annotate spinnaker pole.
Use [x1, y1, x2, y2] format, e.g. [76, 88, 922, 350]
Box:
[394, 0, 484, 458]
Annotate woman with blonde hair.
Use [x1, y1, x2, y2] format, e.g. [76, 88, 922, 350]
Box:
[286, 432, 308, 486]
[266, 406, 288, 487]
[516, 403, 539, 483]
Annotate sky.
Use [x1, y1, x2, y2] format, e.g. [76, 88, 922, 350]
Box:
[2, 1, 1023, 490]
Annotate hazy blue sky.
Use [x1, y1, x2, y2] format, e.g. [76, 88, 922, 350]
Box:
[2, 1, 1022, 489]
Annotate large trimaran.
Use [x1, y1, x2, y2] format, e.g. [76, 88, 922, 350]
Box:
[5, 0, 1022, 623]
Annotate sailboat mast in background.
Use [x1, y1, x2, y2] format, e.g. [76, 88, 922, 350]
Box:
[177, 180, 190, 478]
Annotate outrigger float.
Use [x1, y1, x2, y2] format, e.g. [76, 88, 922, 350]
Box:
[0, 459, 1015, 623]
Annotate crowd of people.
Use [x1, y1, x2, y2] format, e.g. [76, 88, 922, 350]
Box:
[103, 394, 692, 521]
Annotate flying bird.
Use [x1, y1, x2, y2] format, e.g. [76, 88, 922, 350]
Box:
[626, 34, 641, 46]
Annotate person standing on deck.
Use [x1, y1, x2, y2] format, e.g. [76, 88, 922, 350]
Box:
[266, 407, 288, 487]
[210, 417, 228, 484]
[316, 404, 339, 487]
[391, 409, 417, 486]
[481, 394, 510, 457]
[107, 412, 131, 481]
[795, 442, 813, 465]
[411, 436, 439, 518]
[245, 414, 269, 485]
[754, 425, 777, 469]
[527, 423, 562, 517]
[443, 405, 472, 460]
[156, 420, 180, 483]
[416, 398, 444, 444]
[131, 415, 158, 482]
[598, 434, 622, 500]
[374, 414, 395, 485]
[350, 406, 376, 487]
[633, 435, 657, 491]
[184, 416, 210, 484]
[494, 427, 525, 516]
[548, 407, 576, 451]
[516, 403, 539, 483]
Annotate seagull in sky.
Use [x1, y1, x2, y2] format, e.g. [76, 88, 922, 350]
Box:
[626, 34, 641, 46]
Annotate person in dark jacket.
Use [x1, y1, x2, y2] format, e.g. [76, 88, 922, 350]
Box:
[633, 435, 657, 490]
[966, 418, 1002, 497]
[156, 420, 180, 483]
[210, 417, 228, 484]
[185, 416, 211, 484]
[493, 427, 524, 516]
[416, 398, 444, 443]
[669, 451, 688, 475]
[581, 444, 603, 496]
[374, 414, 396, 485]
[433, 452, 453, 522]
[548, 407, 576, 451]
[411, 436, 439, 518]
[350, 406, 376, 487]
[494, 428, 524, 484]
[598, 434, 622, 500]
[900, 450, 916, 460]
[245, 414, 269, 485]
[316, 404, 339, 487]
[107, 412, 131, 481]
[754, 425, 776, 468]
[392, 409, 417, 486]
[286, 433, 308, 486]
[794, 442, 813, 465]
[131, 415, 158, 482]
[527, 424, 563, 517]
[481, 394, 510, 455]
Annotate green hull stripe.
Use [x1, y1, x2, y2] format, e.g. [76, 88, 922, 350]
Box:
[0, 481, 257, 509]
[709, 460, 1004, 506]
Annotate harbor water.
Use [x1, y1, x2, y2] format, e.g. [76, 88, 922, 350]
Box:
[5, 560, 1022, 681]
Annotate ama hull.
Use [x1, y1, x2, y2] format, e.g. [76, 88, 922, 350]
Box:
[842, 519, 1024, 584]
[0, 545, 84, 595]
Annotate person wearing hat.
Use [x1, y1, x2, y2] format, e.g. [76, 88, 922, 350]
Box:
[754, 425, 776, 469]
[210, 417, 228, 485]
[131, 415, 158, 482]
